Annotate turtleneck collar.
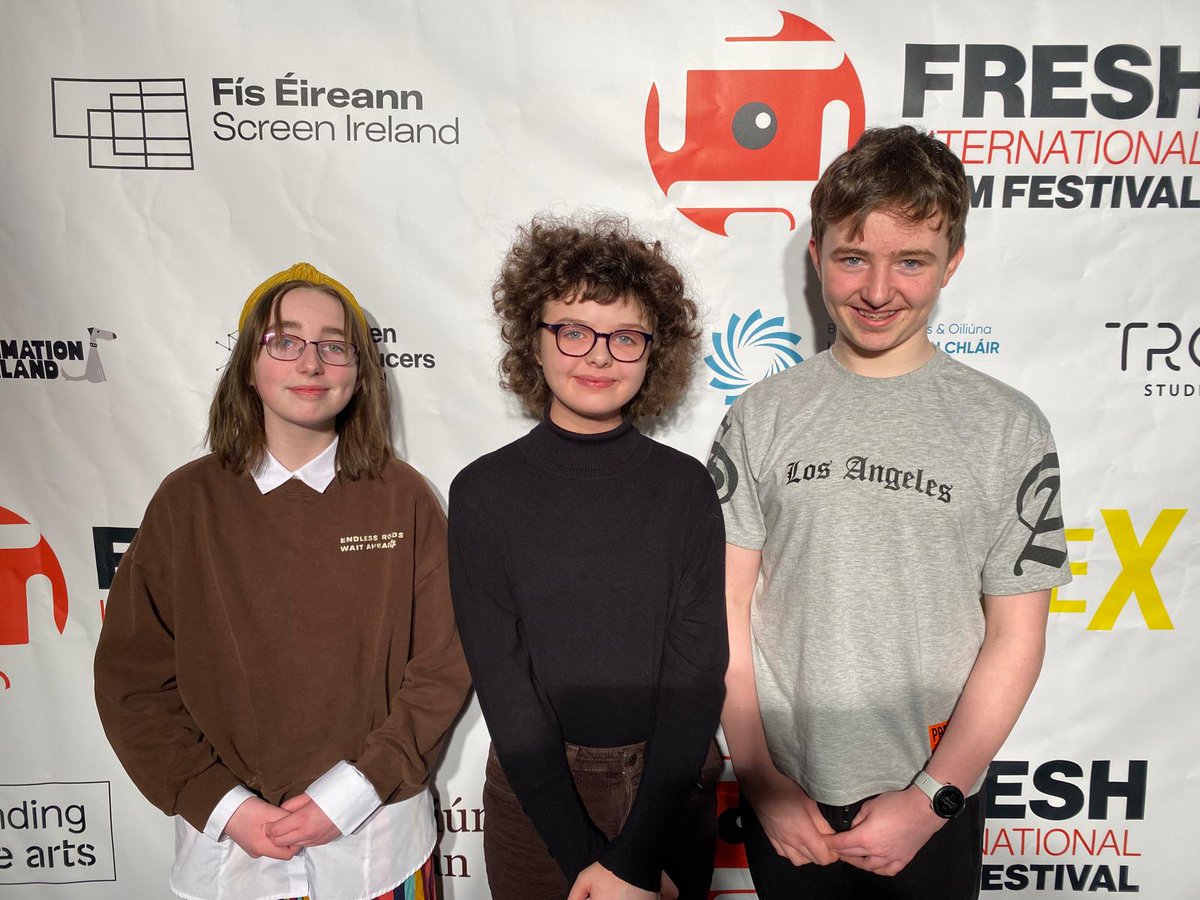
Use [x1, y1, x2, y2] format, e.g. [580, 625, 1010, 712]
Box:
[517, 412, 651, 476]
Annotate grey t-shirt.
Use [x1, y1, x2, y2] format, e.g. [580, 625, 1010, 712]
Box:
[711, 349, 1071, 804]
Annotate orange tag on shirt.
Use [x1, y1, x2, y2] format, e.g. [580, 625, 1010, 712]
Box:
[928, 720, 949, 751]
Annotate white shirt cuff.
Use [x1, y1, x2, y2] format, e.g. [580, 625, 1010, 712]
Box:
[305, 761, 382, 836]
[204, 785, 255, 841]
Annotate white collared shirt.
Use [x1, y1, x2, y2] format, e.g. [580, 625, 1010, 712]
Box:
[250, 438, 341, 494]
[169, 438, 434, 900]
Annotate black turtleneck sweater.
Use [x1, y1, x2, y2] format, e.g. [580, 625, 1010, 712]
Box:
[447, 417, 727, 891]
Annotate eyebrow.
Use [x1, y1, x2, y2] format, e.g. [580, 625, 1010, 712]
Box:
[274, 320, 346, 337]
[548, 318, 650, 331]
[830, 245, 939, 260]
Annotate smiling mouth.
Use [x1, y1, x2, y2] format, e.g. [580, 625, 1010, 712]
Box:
[854, 308, 899, 323]
[288, 386, 329, 397]
[574, 376, 616, 389]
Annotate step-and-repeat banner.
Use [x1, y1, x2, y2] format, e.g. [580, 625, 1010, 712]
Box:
[2, 2, 1196, 897]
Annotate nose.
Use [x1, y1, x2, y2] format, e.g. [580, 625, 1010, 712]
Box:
[861, 264, 892, 308]
[296, 341, 325, 373]
[584, 335, 614, 366]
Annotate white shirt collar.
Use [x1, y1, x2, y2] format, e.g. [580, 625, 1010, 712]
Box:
[251, 437, 339, 494]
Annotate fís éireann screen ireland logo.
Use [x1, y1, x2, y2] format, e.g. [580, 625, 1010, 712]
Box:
[52, 77, 193, 170]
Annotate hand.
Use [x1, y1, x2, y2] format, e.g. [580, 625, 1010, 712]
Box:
[742, 771, 838, 866]
[223, 797, 297, 860]
[659, 871, 679, 900]
[825, 787, 944, 876]
[264, 793, 342, 850]
[566, 862, 656, 900]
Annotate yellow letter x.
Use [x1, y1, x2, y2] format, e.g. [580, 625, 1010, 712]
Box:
[1088, 509, 1186, 630]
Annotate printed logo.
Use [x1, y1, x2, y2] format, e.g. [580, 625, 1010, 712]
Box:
[51, 78, 193, 170]
[844, 455, 953, 503]
[706, 309, 803, 405]
[903, 41, 1200, 210]
[93, 526, 136, 622]
[370, 324, 436, 370]
[1106, 320, 1200, 399]
[714, 780, 750, 871]
[929, 319, 1001, 357]
[0, 782, 117, 884]
[432, 794, 480, 879]
[1051, 508, 1186, 631]
[929, 720, 948, 751]
[339, 531, 404, 552]
[645, 11, 865, 235]
[211, 74, 457, 147]
[215, 325, 435, 371]
[0, 507, 69, 692]
[1, 328, 117, 381]
[53, 74, 459, 167]
[1014, 453, 1067, 576]
[785, 458, 831, 486]
[983, 759, 1146, 893]
[707, 410, 739, 504]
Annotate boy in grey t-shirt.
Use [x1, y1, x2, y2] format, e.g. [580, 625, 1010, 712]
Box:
[711, 126, 1070, 900]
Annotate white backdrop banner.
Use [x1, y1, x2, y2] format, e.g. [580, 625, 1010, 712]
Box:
[2, 2, 1196, 898]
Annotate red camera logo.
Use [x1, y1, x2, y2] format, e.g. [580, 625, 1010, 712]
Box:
[645, 11, 866, 235]
[715, 780, 750, 870]
[0, 506, 69, 647]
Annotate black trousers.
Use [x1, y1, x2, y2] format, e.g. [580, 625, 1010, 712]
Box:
[740, 790, 985, 900]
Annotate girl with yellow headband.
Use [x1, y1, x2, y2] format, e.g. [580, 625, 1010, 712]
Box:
[95, 263, 470, 900]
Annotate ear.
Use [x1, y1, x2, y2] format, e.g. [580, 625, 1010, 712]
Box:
[808, 237, 822, 280]
[941, 244, 966, 288]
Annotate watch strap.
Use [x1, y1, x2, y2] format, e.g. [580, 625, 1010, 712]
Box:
[913, 769, 965, 819]
[912, 769, 943, 801]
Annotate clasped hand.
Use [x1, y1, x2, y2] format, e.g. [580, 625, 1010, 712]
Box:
[224, 793, 342, 860]
[748, 777, 945, 877]
[566, 863, 679, 900]
[823, 787, 944, 877]
[743, 771, 838, 867]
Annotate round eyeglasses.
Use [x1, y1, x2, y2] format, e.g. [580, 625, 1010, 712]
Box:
[539, 322, 653, 363]
[260, 332, 359, 366]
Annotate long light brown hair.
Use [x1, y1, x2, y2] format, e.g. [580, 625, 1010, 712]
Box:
[206, 279, 392, 479]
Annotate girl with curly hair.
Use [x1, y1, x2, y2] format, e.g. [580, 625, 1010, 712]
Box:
[449, 216, 728, 900]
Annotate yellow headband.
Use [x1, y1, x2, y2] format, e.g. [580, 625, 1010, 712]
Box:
[238, 262, 367, 331]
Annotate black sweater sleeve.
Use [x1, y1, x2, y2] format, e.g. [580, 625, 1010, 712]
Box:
[447, 480, 606, 882]
[597, 471, 729, 890]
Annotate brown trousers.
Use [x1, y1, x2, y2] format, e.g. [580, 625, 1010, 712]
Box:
[482, 741, 721, 900]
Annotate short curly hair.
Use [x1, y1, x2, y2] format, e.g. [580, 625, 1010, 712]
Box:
[493, 214, 701, 421]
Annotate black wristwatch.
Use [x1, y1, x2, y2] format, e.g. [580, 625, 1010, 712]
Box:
[912, 770, 966, 819]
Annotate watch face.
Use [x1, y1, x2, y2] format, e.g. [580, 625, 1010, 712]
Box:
[932, 785, 966, 818]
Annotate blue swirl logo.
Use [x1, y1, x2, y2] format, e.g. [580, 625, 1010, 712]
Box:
[705, 310, 803, 404]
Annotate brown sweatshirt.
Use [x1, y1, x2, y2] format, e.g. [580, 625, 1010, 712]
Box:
[94, 454, 471, 833]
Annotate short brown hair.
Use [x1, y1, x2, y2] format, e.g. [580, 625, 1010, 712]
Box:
[493, 214, 701, 421]
[810, 125, 970, 254]
[207, 278, 392, 479]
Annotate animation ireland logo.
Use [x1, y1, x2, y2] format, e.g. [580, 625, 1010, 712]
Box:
[707, 310, 803, 404]
[1, 328, 118, 381]
[645, 11, 865, 236]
